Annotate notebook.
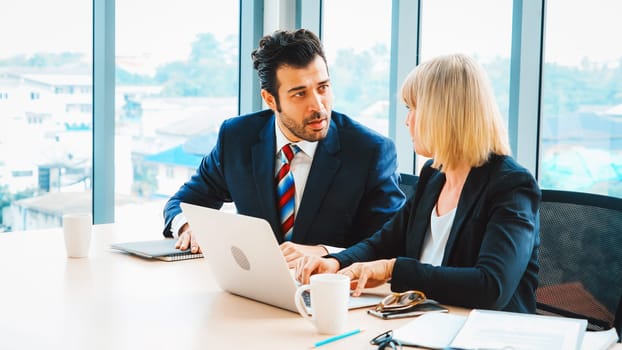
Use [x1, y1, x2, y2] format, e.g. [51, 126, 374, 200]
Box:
[388, 309, 588, 350]
[180, 202, 384, 313]
[110, 239, 204, 262]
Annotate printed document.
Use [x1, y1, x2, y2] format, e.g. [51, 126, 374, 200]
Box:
[391, 309, 588, 350]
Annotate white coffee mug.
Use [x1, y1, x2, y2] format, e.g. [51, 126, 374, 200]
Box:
[294, 273, 350, 334]
[63, 213, 92, 258]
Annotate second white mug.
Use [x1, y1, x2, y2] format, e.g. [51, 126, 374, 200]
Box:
[294, 273, 350, 334]
[63, 213, 92, 258]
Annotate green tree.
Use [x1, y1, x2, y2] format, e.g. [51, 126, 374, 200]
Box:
[116, 68, 154, 85]
[0, 52, 88, 71]
[330, 44, 390, 116]
[154, 33, 238, 97]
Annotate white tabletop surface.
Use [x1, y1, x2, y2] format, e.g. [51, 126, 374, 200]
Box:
[0, 222, 619, 349]
[0, 223, 441, 349]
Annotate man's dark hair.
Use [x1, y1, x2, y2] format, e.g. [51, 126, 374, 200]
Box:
[251, 29, 327, 107]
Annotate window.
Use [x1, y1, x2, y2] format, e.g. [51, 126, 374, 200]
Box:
[11, 170, 34, 177]
[539, 0, 622, 197]
[5, 1, 620, 233]
[323, 0, 392, 136]
[115, 0, 240, 223]
[417, 0, 513, 173]
[0, 0, 92, 232]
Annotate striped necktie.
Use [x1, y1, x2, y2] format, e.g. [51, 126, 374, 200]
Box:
[276, 143, 300, 240]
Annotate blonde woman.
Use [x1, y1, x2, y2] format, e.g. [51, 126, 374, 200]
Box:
[296, 54, 540, 313]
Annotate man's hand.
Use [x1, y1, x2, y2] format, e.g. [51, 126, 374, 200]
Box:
[338, 259, 395, 296]
[175, 223, 202, 253]
[280, 242, 329, 268]
[295, 255, 340, 284]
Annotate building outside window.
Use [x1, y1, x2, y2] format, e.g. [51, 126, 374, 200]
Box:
[114, 0, 240, 227]
[0, 0, 93, 232]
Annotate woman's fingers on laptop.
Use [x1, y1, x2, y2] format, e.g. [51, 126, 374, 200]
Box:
[339, 264, 367, 296]
[339, 260, 393, 296]
[295, 256, 321, 284]
[295, 256, 341, 284]
[281, 242, 331, 268]
[280, 242, 304, 268]
[295, 256, 309, 283]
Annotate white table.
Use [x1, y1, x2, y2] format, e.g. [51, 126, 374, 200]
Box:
[1, 223, 619, 349]
[0, 223, 450, 349]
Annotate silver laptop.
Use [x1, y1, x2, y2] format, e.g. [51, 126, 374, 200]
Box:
[180, 202, 384, 313]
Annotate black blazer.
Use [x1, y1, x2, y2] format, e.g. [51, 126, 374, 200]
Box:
[162, 109, 405, 247]
[331, 155, 541, 313]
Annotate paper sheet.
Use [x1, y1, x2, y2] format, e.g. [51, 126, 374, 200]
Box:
[581, 328, 619, 350]
[392, 312, 467, 349]
[450, 309, 587, 350]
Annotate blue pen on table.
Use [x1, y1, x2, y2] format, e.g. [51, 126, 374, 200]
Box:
[312, 328, 364, 348]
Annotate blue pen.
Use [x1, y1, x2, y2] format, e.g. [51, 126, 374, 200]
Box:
[313, 328, 364, 348]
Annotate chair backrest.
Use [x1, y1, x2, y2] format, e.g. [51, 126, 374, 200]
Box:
[616, 294, 622, 339]
[537, 189, 622, 334]
[398, 173, 418, 200]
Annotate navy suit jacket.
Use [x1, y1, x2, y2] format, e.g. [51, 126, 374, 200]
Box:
[331, 155, 541, 313]
[163, 109, 405, 247]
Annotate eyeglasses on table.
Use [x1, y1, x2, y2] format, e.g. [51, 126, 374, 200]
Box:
[375, 290, 426, 312]
[370, 329, 402, 350]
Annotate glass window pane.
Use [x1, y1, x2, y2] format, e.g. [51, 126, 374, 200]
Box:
[418, 0, 513, 172]
[323, 0, 392, 136]
[540, 0, 622, 197]
[0, 1, 92, 232]
[115, 1, 240, 227]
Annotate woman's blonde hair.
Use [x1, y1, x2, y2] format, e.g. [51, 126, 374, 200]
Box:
[401, 53, 511, 171]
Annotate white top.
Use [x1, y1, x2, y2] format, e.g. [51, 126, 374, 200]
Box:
[419, 205, 457, 266]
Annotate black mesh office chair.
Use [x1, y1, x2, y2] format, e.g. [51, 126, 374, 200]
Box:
[398, 173, 418, 200]
[537, 189, 622, 338]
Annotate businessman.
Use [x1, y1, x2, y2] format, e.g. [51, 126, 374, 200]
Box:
[162, 28, 405, 266]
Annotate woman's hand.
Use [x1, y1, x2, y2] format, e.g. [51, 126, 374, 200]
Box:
[338, 259, 396, 296]
[280, 242, 329, 268]
[295, 255, 340, 284]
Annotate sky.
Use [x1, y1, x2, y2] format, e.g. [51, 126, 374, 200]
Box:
[1, 0, 621, 68]
[1, 0, 238, 66]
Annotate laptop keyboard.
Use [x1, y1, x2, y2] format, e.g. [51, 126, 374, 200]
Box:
[302, 290, 312, 307]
